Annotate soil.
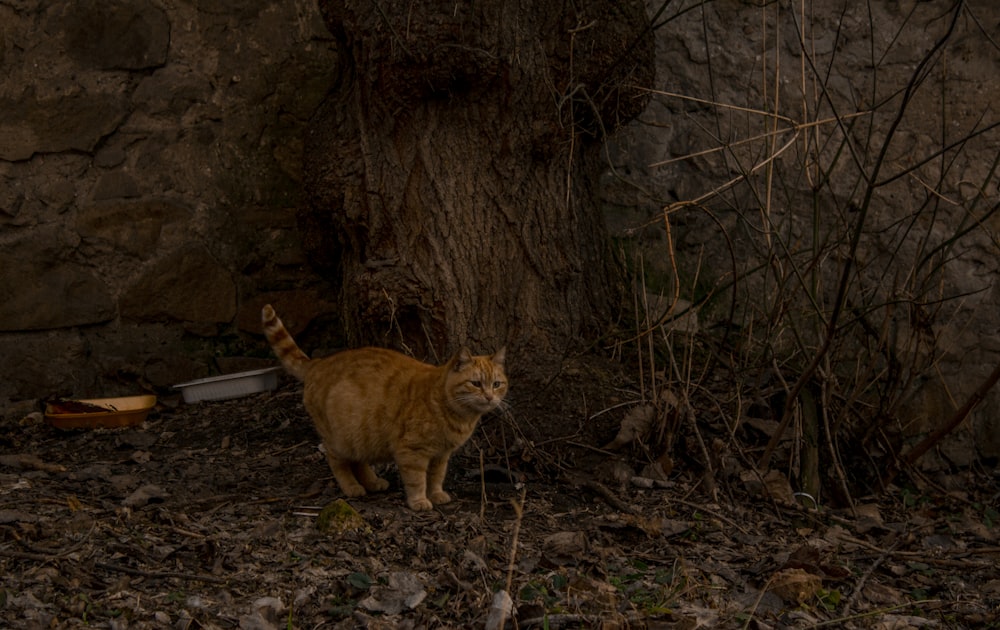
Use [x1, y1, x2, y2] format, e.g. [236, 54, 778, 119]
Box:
[2, 356, 999, 629]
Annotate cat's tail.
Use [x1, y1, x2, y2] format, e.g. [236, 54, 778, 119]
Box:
[261, 304, 310, 381]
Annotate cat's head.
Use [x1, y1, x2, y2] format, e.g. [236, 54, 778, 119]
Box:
[445, 347, 508, 415]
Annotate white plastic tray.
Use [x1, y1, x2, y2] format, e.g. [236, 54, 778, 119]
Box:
[173, 367, 282, 403]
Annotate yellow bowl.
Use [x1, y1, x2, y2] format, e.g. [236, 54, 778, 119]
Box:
[44, 395, 157, 430]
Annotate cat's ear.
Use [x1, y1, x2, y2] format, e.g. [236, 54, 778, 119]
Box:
[491, 346, 506, 367]
[453, 347, 473, 371]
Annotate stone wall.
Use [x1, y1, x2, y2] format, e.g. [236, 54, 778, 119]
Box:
[2, 0, 998, 462]
[607, 0, 1000, 461]
[0, 1, 339, 403]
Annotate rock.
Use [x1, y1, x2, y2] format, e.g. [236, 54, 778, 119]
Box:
[77, 199, 191, 258]
[60, 0, 170, 70]
[0, 0, 338, 411]
[0, 253, 115, 331]
[0, 334, 95, 402]
[143, 353, 215, 389]
[91, 172, 141, 201]
[0, 91, 128, 161]
[133, 66, 214, 117]
[120, 246, 237, 326]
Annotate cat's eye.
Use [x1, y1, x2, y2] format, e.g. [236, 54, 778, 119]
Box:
[471, 379, 504, 390]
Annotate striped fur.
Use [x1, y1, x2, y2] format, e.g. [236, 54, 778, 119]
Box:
[261, 304, 310, 380]
[260, 303, 508, 511]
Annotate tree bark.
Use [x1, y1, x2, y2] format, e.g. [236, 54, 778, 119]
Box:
[302, 0, 653, 362]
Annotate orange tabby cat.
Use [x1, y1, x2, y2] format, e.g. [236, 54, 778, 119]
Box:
[261, 304, 508, 511]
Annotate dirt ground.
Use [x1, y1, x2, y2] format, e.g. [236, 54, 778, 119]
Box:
[2, 357, 999, 629]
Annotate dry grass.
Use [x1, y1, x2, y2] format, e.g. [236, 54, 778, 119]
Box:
[617, 0, 1000, 504]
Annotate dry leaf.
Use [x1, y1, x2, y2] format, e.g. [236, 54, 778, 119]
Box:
[359, 571, 426, 615]
[673, 603, 719, 628]
[593, 515, 690, 538]
[0, 454, 66, 473]
[762, 470, 795, 504]
[863, 582, 906, 606]
[602, 405, 656, 450]
[565, 574, 618, 612]
[768, 568, 823, 604]
[485, 590, 514, 630]
[639, 460, 670, 481]
[853, 503, 886, 534]
[603, 389, 682, 451]
[122, 484, 168, 508]
[740, 469, 795, 504]
[542, 531, 588, 566]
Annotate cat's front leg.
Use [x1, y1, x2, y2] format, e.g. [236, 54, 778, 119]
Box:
[396, 449, 433, 510]
[352, 462, 390, 492]
[427, 455, 452, 505]
[325, 454, 367, 497]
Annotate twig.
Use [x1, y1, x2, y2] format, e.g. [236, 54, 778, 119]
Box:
[840, 540, 899, 618]
[882, 358, 1000, 488]
[16, 522, 96, 557]
[563, 440, 618, 456]
[757, 1, 965, 471]
[479, 448, 486, 521]
[258, 440, 311, 459]
[682, 400, 717, 501]
[519, 613, 602, 628]
[0, 548, 71, 563]
[94, 560, 229, 585]
[0, 545, 229, 585]
[586, 400, 642, 421]
[671, 498, 750, 537]
[169, 526, 206, 539]
[578, 479, 637, 515]
[808, 601, 943, 628]
[492, 488, 527, 630]
[742, 572, 776, 630]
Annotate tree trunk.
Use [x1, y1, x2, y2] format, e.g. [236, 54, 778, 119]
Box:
[302, 0, 653, 362]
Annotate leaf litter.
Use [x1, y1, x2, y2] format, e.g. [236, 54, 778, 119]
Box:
[0, 364, 998, 629]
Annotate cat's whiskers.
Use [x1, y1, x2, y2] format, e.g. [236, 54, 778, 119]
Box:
[449, 390, 507, 414]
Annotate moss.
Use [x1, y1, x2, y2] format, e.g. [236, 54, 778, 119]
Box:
[316, 499, 368, 535]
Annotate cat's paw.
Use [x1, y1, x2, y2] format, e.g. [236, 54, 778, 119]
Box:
[366, 477, 390, 492]
[341, 484, 367, 498]
[429, 490, 452, 505]
[408, 497, 434, 511]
